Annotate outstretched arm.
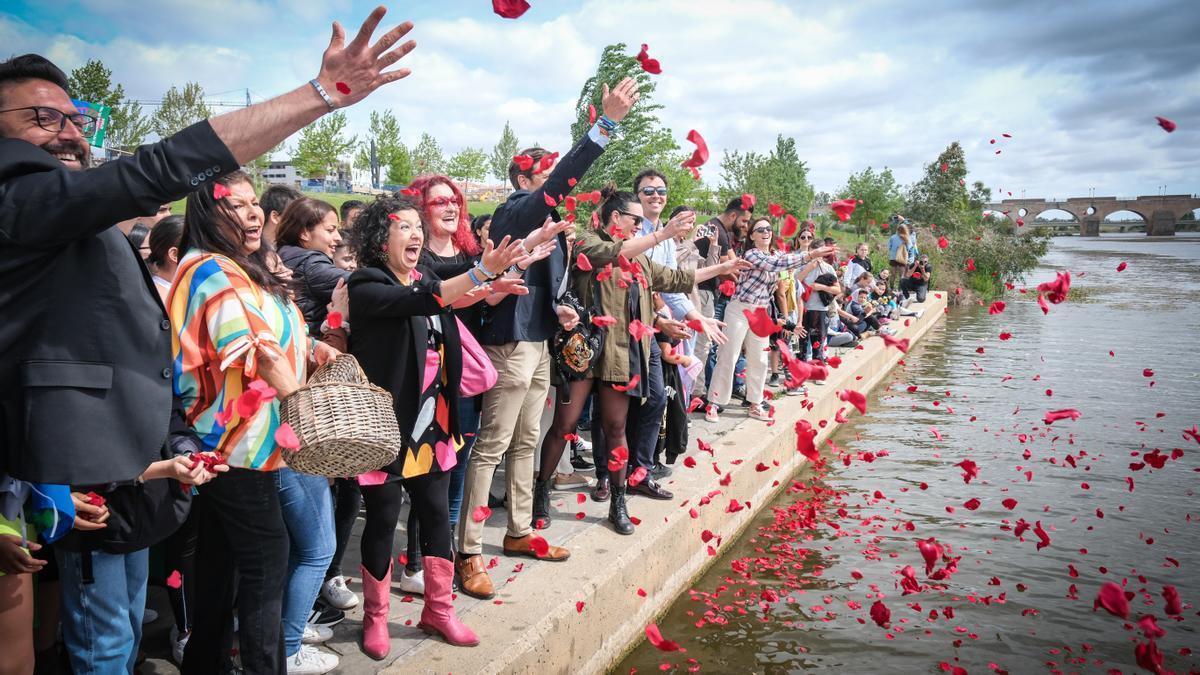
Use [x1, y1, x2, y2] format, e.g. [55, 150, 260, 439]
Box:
[211, 7, 416, 164]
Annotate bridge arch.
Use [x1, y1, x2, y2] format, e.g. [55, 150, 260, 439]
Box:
[1101, 209, 1149, 223]
[1032, 208, 1079, 223]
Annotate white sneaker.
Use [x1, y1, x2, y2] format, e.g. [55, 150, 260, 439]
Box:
[705, 404, 719, 423]
[287, 645, 338, 675]
[748, 403, 772, 421]
[303, 623, 332, 644]
[320, 575, 359, 610]
[398, 567, 425, 595]
[914, 309, 925, 318]
[169, 625, 189, 665]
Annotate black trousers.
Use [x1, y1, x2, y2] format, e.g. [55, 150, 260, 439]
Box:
[626, 340, 666, 471]
[359, 471, 452, 581]
[802, 309, 830, 361]
[183, 468, 289, 675]
[325, 477, 361, 580]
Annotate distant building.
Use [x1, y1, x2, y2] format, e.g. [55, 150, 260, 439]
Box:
[263, 160, 301, 188]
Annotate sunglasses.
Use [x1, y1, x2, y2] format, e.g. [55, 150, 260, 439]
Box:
[426, 196, 457, 208]
[752, 227, 773, 234]
[798, 234, 814, 240]
[639, 187, 668, 197]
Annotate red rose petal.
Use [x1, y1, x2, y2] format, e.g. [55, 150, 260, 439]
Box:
[334, 81, 351, 95]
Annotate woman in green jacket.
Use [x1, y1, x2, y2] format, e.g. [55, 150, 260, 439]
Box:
[538, 185, 748, 534]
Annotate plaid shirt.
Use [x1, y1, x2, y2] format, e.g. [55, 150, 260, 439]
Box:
[733, 248, 809, 307]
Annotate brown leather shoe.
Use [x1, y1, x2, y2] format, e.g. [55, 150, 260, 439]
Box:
[502, 534, 571, 562]
[455, 554, 495, 599]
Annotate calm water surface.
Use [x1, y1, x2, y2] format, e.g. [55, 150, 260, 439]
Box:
[618, 235, 1200, 674]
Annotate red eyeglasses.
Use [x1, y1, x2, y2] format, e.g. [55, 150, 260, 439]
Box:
[426, 196, 458, 209]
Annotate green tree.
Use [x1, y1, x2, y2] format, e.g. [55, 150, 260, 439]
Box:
[968, 180, 992, 215]
[489, 121, 520, 182]
[905, 141, 974, 233]
[66, 59, 153, 150]
[447, 147, 488, 183]
[837, 166, 904, 234]
[568, 43, 703, 216]
[354, 110, 412, 186]
[410, 133, 445, 175]
[152, 82, 212, 139]
[718, 135, 813, 222]
[293, 112, 357, 179]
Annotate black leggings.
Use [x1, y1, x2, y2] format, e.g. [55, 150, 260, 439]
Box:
[359, 472, 451, 581]
[540, 379, 632, 485]
[537, 379, 595, 481]
[325, 477, 361, 580]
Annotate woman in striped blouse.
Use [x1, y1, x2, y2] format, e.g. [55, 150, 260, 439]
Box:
[707, 217, 835, 423]
[170, 171, 340, 674]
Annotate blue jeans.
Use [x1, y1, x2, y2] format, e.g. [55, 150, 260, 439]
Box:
[277, 468, 335, 656]
[57, 547, 149, 675]
[449, 395, 481, 527]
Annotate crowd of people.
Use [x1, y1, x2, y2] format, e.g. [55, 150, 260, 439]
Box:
[0, 13, 934, 674]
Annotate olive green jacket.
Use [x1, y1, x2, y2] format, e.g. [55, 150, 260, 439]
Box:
[572, 228, 694, 382]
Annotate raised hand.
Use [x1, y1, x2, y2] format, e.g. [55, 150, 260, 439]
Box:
[479, 235, 528, 277]
[663, 209, 697, 240]
[317, 6, 417, 108]
[600, 77, 641, 124]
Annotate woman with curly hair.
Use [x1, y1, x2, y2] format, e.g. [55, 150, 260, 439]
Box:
[348, 195, 527, 657]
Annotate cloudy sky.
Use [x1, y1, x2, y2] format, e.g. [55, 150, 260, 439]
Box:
[4, 0, 1198, 203]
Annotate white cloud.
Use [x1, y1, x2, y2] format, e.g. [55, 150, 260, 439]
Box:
[4, 0, 1197, 198]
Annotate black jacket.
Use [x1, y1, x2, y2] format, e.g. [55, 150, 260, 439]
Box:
[348, 265, 462, 477]
[278, 244, 350, 335]
[479, 129, 605, 345]
[0, 121, 239, 484]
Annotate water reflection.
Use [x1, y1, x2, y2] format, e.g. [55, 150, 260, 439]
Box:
[617, 235, 1200, 674]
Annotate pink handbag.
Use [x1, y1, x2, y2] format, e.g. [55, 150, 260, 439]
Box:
[457, 317, 497, 397]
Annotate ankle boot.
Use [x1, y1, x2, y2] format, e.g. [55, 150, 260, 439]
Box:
[417, 557, 479, 647]
[359, 563, 392, 660]
[608, 483, 635, 535]
[531, 478, 551, 529]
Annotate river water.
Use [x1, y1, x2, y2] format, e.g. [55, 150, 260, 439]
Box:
[617, 235, 1200, 674]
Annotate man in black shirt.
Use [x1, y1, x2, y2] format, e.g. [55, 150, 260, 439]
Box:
[694, 198, 752, 398]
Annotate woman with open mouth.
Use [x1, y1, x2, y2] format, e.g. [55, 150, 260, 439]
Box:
[346, 194, 528, 657]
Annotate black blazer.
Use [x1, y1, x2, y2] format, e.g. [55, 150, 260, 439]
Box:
[348, 265, 463, 477]
[479, 127, 605, 346]
[0, 121, 239, 484]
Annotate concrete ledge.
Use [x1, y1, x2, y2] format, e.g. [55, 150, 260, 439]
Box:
[382, 292, 948, 675]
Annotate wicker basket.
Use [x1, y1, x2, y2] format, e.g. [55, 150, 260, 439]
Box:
[279, 354, 402, 477]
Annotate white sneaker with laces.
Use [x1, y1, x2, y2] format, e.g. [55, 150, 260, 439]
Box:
[398, 567, 425, 595]
[302, 623, 332, 644]
[320, 575, 359, 610]
[287, 645, 338, 675]
[748, 403, 772, 421]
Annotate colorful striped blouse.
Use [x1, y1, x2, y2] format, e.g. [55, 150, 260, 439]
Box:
[169, 250, 308, 471]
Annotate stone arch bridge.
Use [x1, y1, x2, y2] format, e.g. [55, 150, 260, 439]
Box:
[983, 195, 1200, 236]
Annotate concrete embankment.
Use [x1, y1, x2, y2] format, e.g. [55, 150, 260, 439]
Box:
[357, 292, 948, 675]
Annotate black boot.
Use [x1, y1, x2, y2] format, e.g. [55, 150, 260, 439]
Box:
[608, 483, 635, 535]
[531, 478, 551, 529]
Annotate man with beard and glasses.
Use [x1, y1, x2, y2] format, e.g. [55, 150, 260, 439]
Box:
[0, 9, 417, 673]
